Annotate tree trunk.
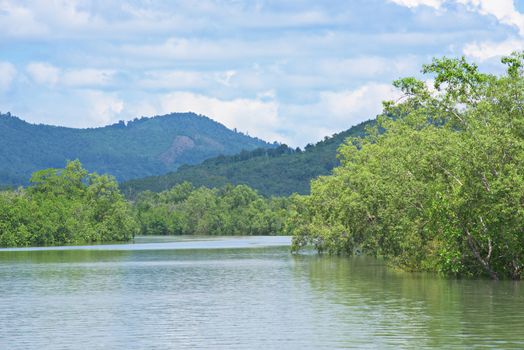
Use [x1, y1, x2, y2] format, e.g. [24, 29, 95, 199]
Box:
[465, 228, 499, 280]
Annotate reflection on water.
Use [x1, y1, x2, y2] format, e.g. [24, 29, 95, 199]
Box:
[300, 255, 524, 348]
[0, 237, 522, 349]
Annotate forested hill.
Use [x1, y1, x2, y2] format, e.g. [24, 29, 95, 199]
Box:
[120, 120, 374, 198]
[0, 112, 273, 186]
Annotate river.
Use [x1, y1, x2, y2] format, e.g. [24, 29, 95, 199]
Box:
[0, 236, 523, 349]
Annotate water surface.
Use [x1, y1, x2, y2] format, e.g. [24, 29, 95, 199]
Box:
[0, 236, 522, 349]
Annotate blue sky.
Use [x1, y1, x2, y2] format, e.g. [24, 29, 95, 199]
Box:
[1, 0, 523, 146]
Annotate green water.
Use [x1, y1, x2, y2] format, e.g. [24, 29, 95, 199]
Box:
[0, 236, 523, 349]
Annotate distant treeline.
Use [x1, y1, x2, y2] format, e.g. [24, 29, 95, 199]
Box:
[135, 182, 292, 236]
[197, 143, 301, 165]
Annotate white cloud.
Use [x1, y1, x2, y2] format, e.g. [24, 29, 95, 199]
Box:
[281, 83, 401, 145]
[0, 0, 345, 43]
[26, 62, 59, 86]
[158, 92, 282, 142]
[463, 38, 524, 61]
[458, 0, 524, 60]
[6, 0, 518, 147]
[62, 69, 115, 87]
[0, 0, 103, 39]
[390, 0, 524, 35]
[319, 84, 400, 122]
[83, 90, 124, 126]
[3, 88, 126, 128]
[118, 83, 400, 146]
[215, 70, 237, 87]
[124, 100, 159, 120]
[388, 0, 445, 9]
[389, 0, 524, 61]
[0, 62, 16, 92]
[457, 0, 524, 35]
[135, 55, 419, 99]
[26, 62, 115, 87]
[136, 69, 239, 91]
[138, 71, 211, 90]
[318, 56, 421, 80]
[7, 79, 401, 146]
[119, 37, 292, 61]
[0, 0, 48, 37]
[156, 84, 397, 146]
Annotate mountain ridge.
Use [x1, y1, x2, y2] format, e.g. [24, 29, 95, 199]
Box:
[0, 112, 274, 186]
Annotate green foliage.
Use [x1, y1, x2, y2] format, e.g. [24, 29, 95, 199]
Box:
[121, 120, 373, 198]
[0, 112, 273, 186]
[0, 160, 138, 247]
[290, 52, 524, 280]
[135, 182, 290, 236]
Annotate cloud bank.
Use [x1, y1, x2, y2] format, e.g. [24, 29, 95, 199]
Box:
[0, 0, 522, 145]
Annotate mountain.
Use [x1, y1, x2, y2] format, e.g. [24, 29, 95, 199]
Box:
[0, 112, 274, 186]
[120, 119, 374, 198]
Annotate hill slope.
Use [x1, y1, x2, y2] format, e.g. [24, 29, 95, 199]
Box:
[0, 112, 273, 186]
[120, 120, 374, 198]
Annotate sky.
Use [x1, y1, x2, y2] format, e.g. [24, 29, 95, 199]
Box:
[0, 0, 523, 146]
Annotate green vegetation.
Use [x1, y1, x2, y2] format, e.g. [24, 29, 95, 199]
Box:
[0, 112, 273, 186]
[0, 161, 291, 247]
[121, 120, 372, 198]
[290, 53, 524, 280]
[3, 54, 524, 281]
[0, 160, 138, 247]
[135, 182, 291, 236]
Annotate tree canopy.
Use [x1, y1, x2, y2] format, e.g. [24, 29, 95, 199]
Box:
[135, 182, 290, 236]
[0, 160, 138, 247]
[290, 52, 524, 280]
